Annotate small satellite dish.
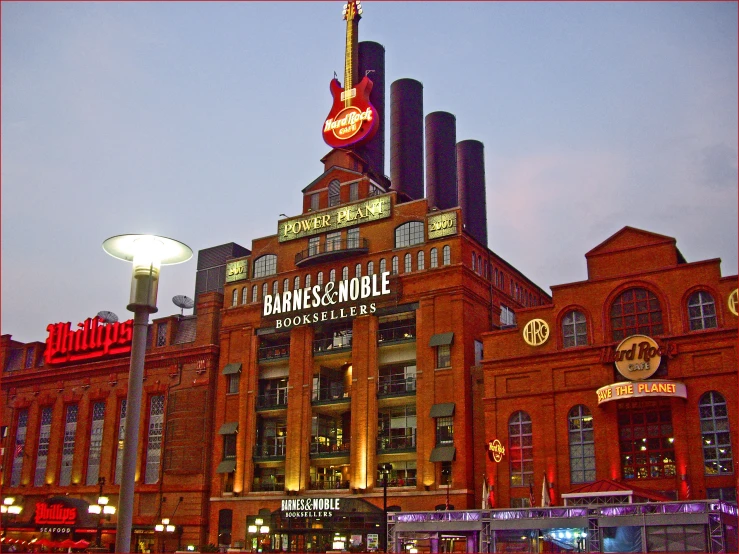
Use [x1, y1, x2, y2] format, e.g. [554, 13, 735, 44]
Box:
[97, 311, 119, 324]
[172, 295, 195, 315]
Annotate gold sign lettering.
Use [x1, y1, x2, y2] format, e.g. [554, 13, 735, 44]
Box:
[487, 439, 506, 463]
[596, 380, 686, 405]
[613, 334, 662, 381]
[225, 260, 248, 283]
[522, 319, 550, 346]
[728, 289, 738, 316]
[427, 212, 457, 240]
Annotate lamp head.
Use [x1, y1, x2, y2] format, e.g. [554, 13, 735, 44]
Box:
[103, 234, 192, 312]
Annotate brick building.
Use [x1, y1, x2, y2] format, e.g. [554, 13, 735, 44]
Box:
[0, 291, 223, 552]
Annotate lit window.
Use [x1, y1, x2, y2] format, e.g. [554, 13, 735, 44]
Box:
[59, 405, 78, 486]
[436, 344, 451, 368]
[309, 236, 320, 256]
[471, 253, 476, 272]
[563, 310, 587, 348]
[85, 403, 105, 485]
[436, 416, 453, 445]
[442, 245, 451, 265]
[145, 395, 165, 484]
[688, 291, 717, 331]
[395, 221, 425, 248]
[253, 255, 277, 278]
[430, 248, 438, 268]
[611, 288, 663, 341]
[618, 400, 675, 479]
[568, 405, 595, 484]
[404, 253, 412, 273]
[10, 410, 28, 487]
[509, 411, 533, 487]
[700, 391, 734, 475]
[417, 251, 425, 270]
[328, 179, 341, 207]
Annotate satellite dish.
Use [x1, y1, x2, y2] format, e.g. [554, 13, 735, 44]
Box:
[97, 311, 119, 324]
[172, 295, 195, 315]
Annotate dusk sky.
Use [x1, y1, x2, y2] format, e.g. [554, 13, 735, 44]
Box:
[2, 2, 737, 343]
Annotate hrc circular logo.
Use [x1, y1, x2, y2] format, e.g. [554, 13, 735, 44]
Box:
[522, 319, 550, 346]
[728, 289, 738, 316]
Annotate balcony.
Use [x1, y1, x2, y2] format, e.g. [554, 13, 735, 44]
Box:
[256, 389, 288, 411]
[377, 433, 417, 453]
[295, 237, 369, 267]
[312, 383, 350, 405]
[310, 439, 350, 458]
[252, 479, 284, 492]
[378, 322, 416, 344]
[257, 343, 290, 362]
[378, 375, 416, 398]
[313, 333, 352, 355]
[253, 439, 286, 461]
[309, 479, 350, 490]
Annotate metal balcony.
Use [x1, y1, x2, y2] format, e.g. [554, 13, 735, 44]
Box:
[295, 237, 369, 267]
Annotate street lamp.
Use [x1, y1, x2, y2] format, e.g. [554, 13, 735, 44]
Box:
[88, 477, 116, 547]
[1, 497, 23, 543]
[378, 463, 393, 553]
[103, 234, 192, 554]
[249, 518, 270, 553]
[441, 466, 451, 510]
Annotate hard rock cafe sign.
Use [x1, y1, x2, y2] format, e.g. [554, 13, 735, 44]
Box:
[45, 316, 134, 365]
[487, 439, 506, 463]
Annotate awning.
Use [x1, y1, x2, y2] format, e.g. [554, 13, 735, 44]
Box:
[218, 422, 239, 435]
[216, 459, 236, 474]
[429, 403, 455, 418]
[429, 332, 454, 347]
[429, 445, 456, 462]
[222, 363, 242, 375]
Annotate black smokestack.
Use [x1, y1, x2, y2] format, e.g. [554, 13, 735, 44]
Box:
[390, 78, 424, 201]
[457, 140, 488, 247]
[425, 111, 457, 210]
[357, 41, 385, 179]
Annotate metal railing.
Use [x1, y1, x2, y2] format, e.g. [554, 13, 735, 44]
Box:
[252, 480, 284, 492]
[257, 343, 290, 361]
[253, 439, 286, 460]
[378, 322, 416, 344]
[256, 390, 288, 410]
[377, 433, 416, 452]
[312, 383, 350, 403]
[313, 334, 352, 354]
[295, 237, 369, 265]
[309, 479, 350, 490]
[378, 375, 416, 397]
[310, 440, 350, 456]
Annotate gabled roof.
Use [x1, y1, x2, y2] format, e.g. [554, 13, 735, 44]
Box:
[564, 479, 671, 502]
[585, 226, 677, 259]
[301, 165, 365, 194]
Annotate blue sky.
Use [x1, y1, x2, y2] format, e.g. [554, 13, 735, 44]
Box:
[2, 2, 737, 343]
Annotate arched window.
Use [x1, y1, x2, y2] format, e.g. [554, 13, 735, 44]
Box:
[494, 268, 498, 286]
[442, 245, 451, 266]
[329, 269, 336, 282]
[253, 255, 277, 278]
[417, 251, 425, 271]
[355, 263, 362, 278]
[508, 411, 533, 488]
[395, 221, 425, 248]
[342, 266, 349, 280]
[367, 261, 374, 276]
[568, 405, 595, 484]
[305, 274, 312, 288]
[699, 391, 734, 475]
[232, 289, 238, 307]
[404, 253, 412, 273]
[251, 286, 258, 303]
[471, 253, 476, 272]
[610, 287, 663, 341]
[272, 281, 278, 295]
[688, 291, 717, 330]
[391, 256, 399, 275]
[262, 283, 268, 300]
[283, 278, 289, 292]
[317, 271, 324, 286]
[563, 310, 587, 348]
[379, 258, 387, 275]
[294, 276, 300, 290]
[241, 287, 248, 305]
[328, 179, 341, 207]
[430, 248, 438, 268]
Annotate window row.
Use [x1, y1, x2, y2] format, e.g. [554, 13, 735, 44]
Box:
[507, 392, 733, 489]
[470, 251, 545, 308]
[232, 245, 453, 307]
[557, 288, 721, 348]
[9, 396, 165, 488]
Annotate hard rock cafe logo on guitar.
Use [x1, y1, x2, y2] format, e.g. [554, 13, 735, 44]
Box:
[322, 0, 378, 149]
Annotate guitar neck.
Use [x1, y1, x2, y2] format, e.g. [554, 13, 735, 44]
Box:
[344, 17, 359, 107]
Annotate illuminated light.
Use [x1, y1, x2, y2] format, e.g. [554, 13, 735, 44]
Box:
[640, 446, 647, 451]
[668, 437, 674, 443]
[8, 506, 22, 515]
[166, 525, 176, 533]
[248, 525, 257, 534]
[155, 524, 164, 532]
[186, 546, 195, 551]
[259, 526, 269, 534]
[98, 496, 109, 505]
[162, 518, 170, 525]
[103, 506, 116, 515]
[88, 505, 102, 515]
[255, 518, 263, 526]
[3, 498, 15, 506]
[565, 531, 572, 539]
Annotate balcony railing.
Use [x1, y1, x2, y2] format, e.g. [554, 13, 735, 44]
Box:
[378, 375, 416, 397]
[309, 479, 350, 490]
[313, 334, 352, 354]
[256, 390, 288, 410]
[257, 343, 290, 361]
[312, 383, 350, 403]
[253, 439, 286, 460]
[378, 322, 416, 344]
[310, 440, 350, 457]
[377, 433, 417, 452]
[383, 476, 417, 488]
[252, 479, 285, 492]
[295, 237, 369, 266]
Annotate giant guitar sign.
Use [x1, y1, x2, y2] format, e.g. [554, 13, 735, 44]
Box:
[322, 0, 378, 149]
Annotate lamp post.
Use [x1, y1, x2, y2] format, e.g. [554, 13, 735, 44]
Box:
[249, 518, 270, 553]
[378, 463, 392, 553]
[1, 497, 23, 545]
[441, 466, 451, 510]
[103, 234, 192, 554]
[88, 477, 116, 547]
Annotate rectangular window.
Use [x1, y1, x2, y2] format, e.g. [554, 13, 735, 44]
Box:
[223, 434, 237, 460]
[309, 236, 320, 256]
[34, 407, 53, 486]
[619, 400, 675, 479]
[157, 323, 167, 347]
[115, 400, 127, 484]
[10, 409, 28, 487]
[349, 182, 359, 202]
[145, 395, 165, 484]
[326, 231, 342, 252]
[436, 416, 454, 445]
[310, 193, 320, 211]
[59, 405, 78, 486]
[86, 402, 105, 485]
[227, 373, 240, 394]
[347, 227, 360, 248]
[436, 344, 451, 369]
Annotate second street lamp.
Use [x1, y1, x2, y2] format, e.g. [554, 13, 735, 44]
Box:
[88, 477, 115, 547]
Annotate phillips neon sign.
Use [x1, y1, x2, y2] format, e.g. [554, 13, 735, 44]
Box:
[45, 316, 134, 365]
